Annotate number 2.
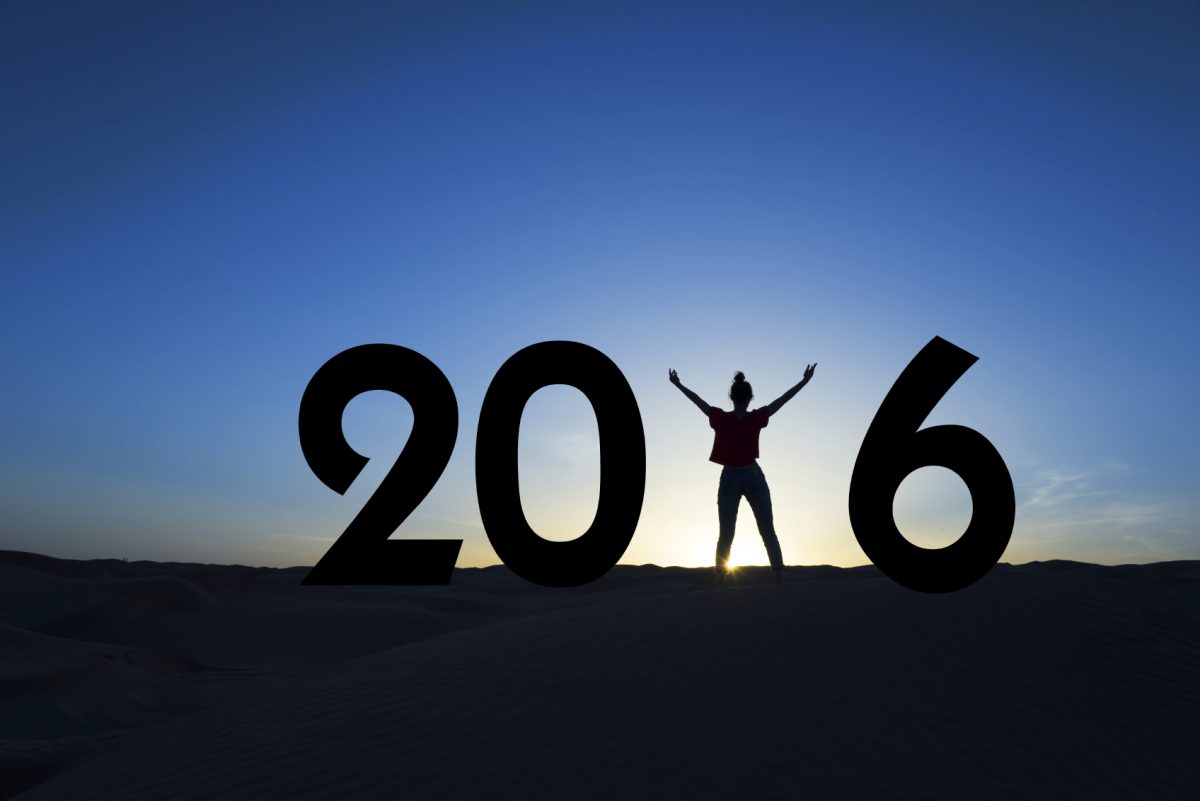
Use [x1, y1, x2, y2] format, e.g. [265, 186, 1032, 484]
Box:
[298, 344, 461, 584]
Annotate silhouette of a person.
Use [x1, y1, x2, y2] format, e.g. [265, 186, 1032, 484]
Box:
[669, 365, 816, 584]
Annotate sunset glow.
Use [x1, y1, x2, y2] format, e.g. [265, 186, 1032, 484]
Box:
[2, 2, 1196, 569]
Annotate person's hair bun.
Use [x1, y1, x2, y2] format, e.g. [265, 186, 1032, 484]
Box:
[729, 371, 754, 403]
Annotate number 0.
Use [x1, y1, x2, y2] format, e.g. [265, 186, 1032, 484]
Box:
[476, 341, 646, 587]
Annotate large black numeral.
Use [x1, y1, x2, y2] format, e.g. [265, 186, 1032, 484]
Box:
[298, 344, 461, 584]
[848, 336, 1014, 593]
[475, 341, 646, 587]
[300, 336, 1009, 590]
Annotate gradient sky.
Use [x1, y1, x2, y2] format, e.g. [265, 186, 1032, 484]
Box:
[3, 0, 1198, 570]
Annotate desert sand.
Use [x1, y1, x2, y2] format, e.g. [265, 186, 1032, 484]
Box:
[1, 549, 1197, 800]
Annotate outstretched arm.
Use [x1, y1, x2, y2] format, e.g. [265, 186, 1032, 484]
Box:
[668, 369, 713, 416]
[765, 363, 817, 417]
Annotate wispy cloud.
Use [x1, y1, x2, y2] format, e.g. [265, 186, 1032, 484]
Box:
[1013, 462, 1187, 560]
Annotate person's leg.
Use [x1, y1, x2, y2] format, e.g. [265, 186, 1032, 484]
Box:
[746, 465, 784, 574]
[716, 468, 740, 578]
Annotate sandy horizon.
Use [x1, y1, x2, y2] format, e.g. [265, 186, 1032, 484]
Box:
[2, 548, 1197, 799]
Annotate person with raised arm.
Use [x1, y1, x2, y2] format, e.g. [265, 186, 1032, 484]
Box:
[669, 364, 816, 584]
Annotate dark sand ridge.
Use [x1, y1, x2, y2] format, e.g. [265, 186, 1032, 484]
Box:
[1, 550, 1197, 799]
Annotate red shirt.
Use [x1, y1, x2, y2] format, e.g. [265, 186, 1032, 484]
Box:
[708, 407, 770, 466]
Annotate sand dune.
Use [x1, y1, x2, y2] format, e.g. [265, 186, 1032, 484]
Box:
[1, 550, 1197, 799]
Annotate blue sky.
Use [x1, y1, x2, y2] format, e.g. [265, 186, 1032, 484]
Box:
[2, 0, 1198, 569]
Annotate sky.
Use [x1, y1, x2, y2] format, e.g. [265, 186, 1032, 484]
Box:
[2, 0, 1198, 571]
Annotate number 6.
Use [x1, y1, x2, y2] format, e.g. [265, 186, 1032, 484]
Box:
[848, 336, 1015, 593]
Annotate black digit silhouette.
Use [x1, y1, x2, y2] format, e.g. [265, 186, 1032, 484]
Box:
[476, 341, 646, 587]
[849, 336, 1014, 592]
[298, 336, 1010, 590]
[298, 344, 461, 584]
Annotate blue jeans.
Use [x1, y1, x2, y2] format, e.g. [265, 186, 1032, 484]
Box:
[716, 463, 784, 572]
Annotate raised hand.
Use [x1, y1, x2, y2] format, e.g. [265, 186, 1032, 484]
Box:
[669, 368, 681, 386]
[804, 363, 817, 382]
